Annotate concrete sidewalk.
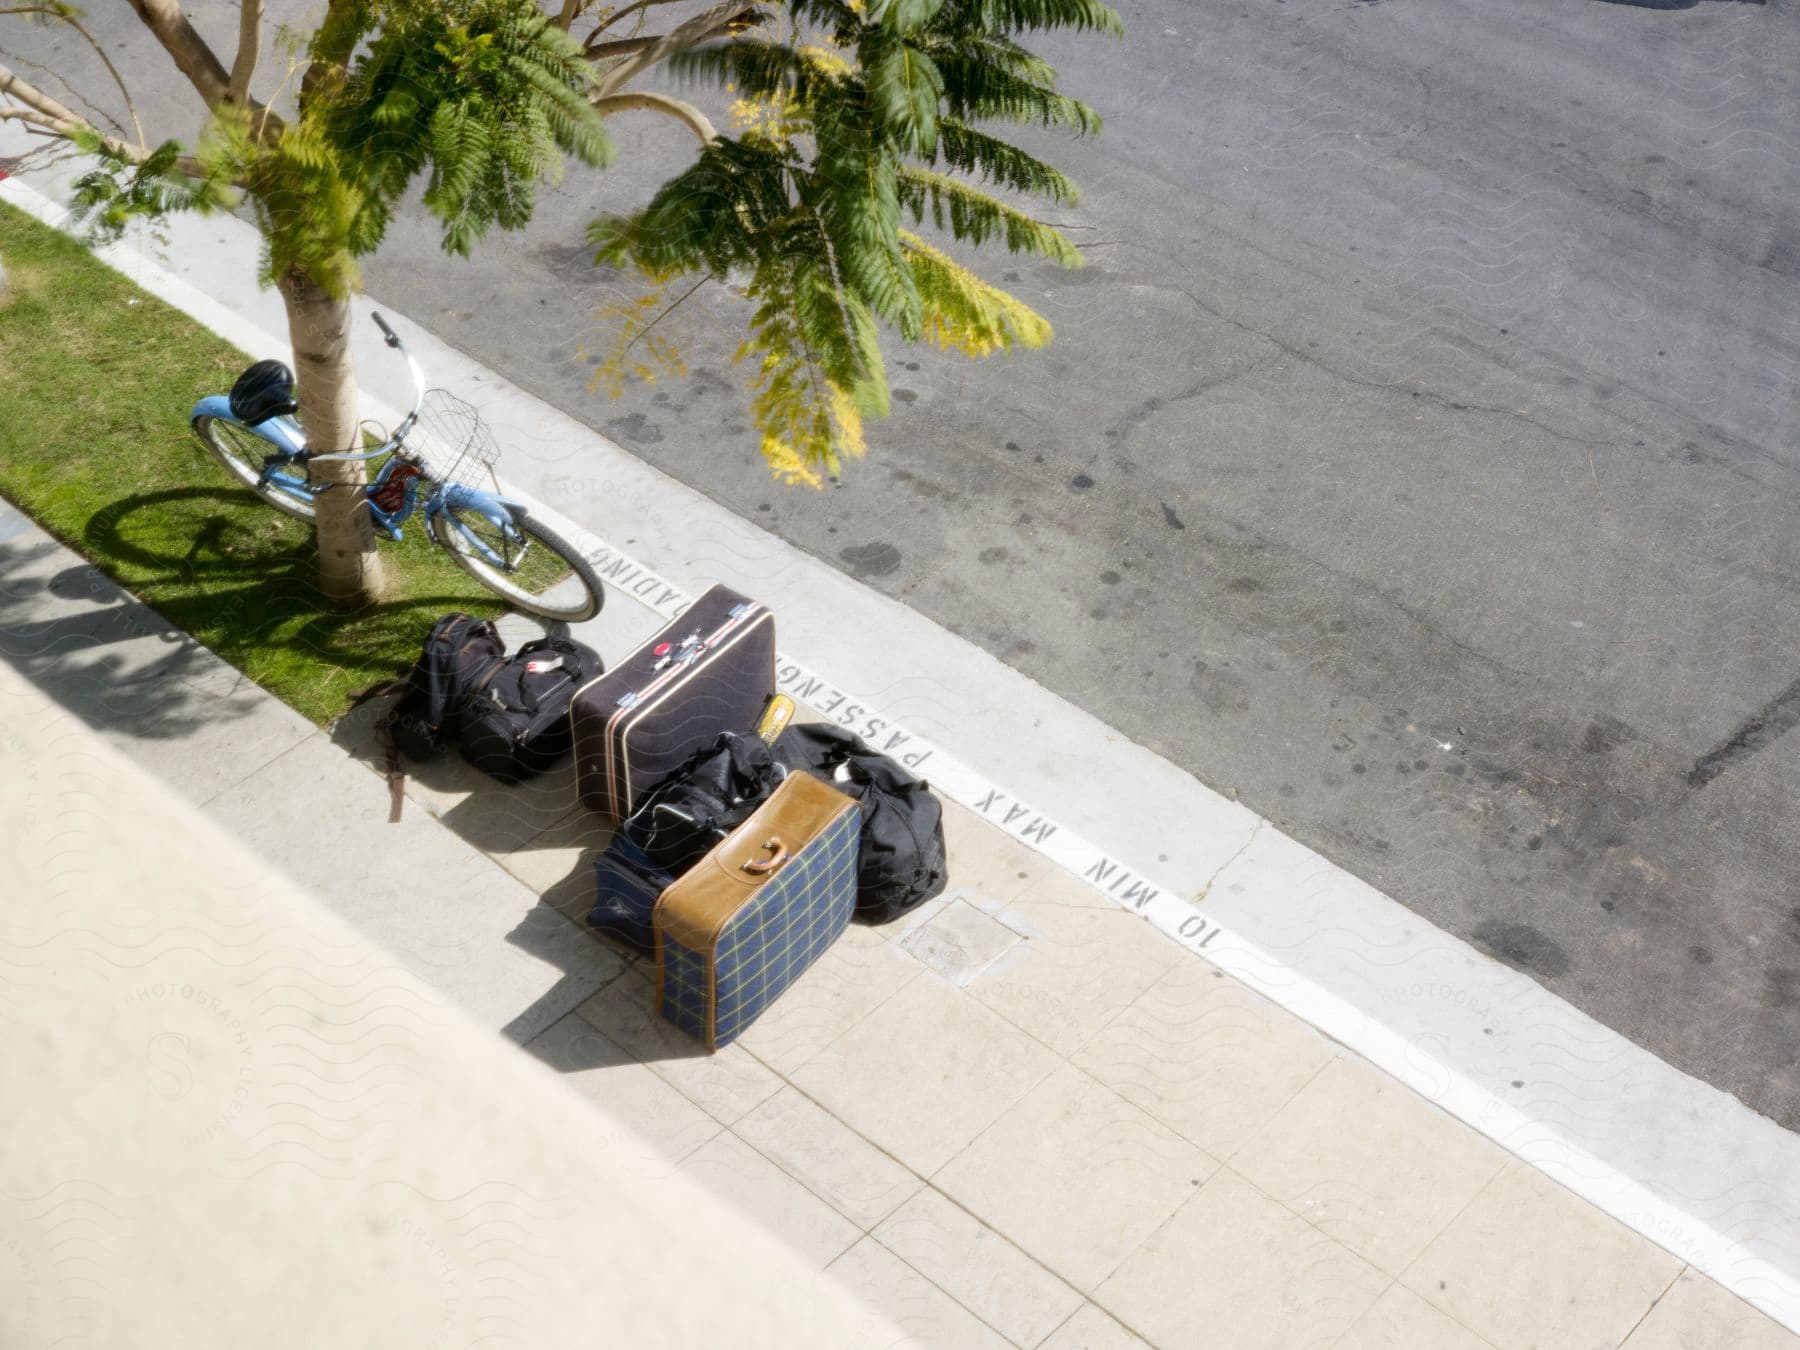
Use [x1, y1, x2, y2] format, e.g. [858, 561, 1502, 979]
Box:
[2, 498, 1792, 1350]
[0, 592, 894, 1350]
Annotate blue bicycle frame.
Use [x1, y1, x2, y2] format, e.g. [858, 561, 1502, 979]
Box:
[188, 328, 536, 571]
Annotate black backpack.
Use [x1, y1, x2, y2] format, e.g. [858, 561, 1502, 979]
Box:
[775, 724, 950, 923]
[459, 635, 603, 784]
[381, 613, 508, 763]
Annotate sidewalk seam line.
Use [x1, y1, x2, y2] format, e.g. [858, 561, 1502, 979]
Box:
[888, 1178, 1090, 1315]
[1613, 1264, 1688, 1350]
[1218, 1050, 1337, 1168]
[734, 1075, 929, 1232]
[862, 1228, 1027, 1350]
[737, 956, 927, 1083]
[723, 1115, 920, 1238]
[1036, 1303, 1083, 1349]
[1385, 1156, 1526, 1327]
[192, 723, 324, 811]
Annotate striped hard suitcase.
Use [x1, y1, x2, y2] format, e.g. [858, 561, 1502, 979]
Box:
[653, 772, 860, 1050]
[569, 585, 776, 821]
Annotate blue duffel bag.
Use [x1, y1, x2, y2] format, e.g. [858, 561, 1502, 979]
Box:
[588, 831, 678, 954]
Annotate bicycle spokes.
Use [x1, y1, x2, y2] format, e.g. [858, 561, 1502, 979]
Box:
[451, 508, 530, 571]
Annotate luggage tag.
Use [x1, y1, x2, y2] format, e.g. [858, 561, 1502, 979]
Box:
[755, 695, 796, 744]
[525, 655, 564, 674]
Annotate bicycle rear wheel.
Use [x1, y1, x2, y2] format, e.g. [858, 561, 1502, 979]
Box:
[191, 414, 315, 520]
[433, 504, 603, 623]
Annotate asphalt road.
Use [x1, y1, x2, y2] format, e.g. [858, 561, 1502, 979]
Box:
[7, 0, 1800, 1125]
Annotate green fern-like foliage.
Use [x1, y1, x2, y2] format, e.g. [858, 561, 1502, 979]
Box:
[69, 0, 609, 298]
[592, 0, 1118, 481]
[68, 131, 243, 241]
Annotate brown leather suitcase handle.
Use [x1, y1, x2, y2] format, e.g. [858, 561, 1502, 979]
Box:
[741, 838, 790, 875]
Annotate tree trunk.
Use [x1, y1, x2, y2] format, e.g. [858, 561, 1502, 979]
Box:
[278, 266, 390, 605]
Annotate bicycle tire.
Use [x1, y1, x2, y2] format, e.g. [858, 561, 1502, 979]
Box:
[191, 413, 316, 521]
[432, 504, 604, 623]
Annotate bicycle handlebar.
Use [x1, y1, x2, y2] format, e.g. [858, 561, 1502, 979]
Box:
[304, 312, 428, 464]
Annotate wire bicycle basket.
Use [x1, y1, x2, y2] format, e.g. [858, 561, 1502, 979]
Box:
[404, 389, 502, 492]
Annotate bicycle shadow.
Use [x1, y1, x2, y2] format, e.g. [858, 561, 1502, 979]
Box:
[0, 482, 512, 751]
[81, 484, 514, 706]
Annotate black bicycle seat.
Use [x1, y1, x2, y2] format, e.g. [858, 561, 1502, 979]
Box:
[228, 359, 300, 425]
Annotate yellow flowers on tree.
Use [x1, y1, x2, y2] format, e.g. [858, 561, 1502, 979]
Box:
[575, 0, 1119, 484]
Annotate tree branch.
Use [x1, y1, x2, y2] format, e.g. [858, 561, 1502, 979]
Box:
[625, 275, 709, 353]
[585, 36, 657, 59]
[588, 0, 685, 43]
[555, 0, 589, 31]
[0, 105, 58, 130]
[0, 62, 209, 176]
[301, 0, 360, 107]
[230, 0, 262, 107]
[590, 90, 716, 144]
[2, 59, 95, 133]
[125, 0, 233, 109]
[594, 0, 762, 97]
[1, 5, 146, 149]
[15, 55, 129, 140]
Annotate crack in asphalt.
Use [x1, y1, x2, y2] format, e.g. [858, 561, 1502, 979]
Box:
[1153, 275, 1645, 456]
[1110, 220, 1795, 488]
[1103, 347, 1287, 446]
[1686, 675, 1800, 790]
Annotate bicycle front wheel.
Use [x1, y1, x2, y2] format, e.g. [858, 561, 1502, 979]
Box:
[191, 414, 316, 521]
[433, 504, 604, 623]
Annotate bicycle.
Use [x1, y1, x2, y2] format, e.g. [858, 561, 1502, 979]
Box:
[188, 312, 605, 623]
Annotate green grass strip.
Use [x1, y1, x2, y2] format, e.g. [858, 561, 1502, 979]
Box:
[0, 201, 507, 725]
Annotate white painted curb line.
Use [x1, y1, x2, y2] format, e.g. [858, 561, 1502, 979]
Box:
[6, 150, 1799, 1331]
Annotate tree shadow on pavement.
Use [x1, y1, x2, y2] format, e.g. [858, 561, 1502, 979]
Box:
[78, 485, 501, 722]
[0, 531, 249, 741]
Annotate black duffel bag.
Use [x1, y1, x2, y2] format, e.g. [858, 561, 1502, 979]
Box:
[587, 731, 788, 951]
[775, 724, 949, 923]
[459, 635, 603, 784]
[630, 731, 789, 873]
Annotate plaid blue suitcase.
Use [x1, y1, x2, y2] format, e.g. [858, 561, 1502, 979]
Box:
[653, 772, 860, 1050]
